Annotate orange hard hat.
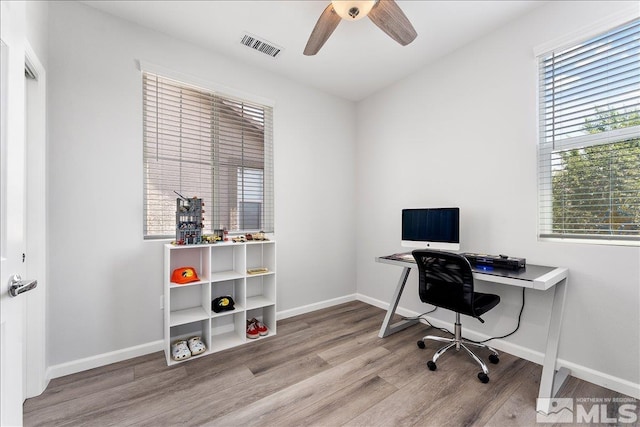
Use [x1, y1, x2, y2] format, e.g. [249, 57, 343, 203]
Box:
[171, 267, 200, 284]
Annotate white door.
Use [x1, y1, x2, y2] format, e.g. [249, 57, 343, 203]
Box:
[1, 1, 28, 425]
[24, 44, 48, 400]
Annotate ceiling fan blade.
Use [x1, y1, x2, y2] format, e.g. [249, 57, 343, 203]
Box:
[304, 4, 341, 56]
[368, 0, 417, 46]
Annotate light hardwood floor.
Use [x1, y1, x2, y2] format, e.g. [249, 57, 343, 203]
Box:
[24, 301, 637, 426]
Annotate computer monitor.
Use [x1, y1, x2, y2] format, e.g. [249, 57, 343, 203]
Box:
[401, 207, 460, 251]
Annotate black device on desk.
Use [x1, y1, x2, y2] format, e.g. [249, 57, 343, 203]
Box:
[401, 207, 460, 251]
[462, 252, 526, 270]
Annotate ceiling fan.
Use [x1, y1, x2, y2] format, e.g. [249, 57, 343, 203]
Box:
[303, 0, 417, 56]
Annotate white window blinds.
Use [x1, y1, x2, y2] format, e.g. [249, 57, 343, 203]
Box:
[538, 18, 640, 242]
[143, 72, 274, 238]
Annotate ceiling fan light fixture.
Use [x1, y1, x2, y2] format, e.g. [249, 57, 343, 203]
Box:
[331, 0, 376, 21]
[304, 0, 416, 56]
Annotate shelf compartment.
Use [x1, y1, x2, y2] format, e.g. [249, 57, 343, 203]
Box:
[211, 279, 245, 314]
[169, 282, 209, 319]
[208, 331, 245, 352]
[246, 274, 275, 306]
[167, 320, 211, 365]
[211, 244, 246, 278]
[246, 241, 276, 273]
[210, 312, 245, 351]
[167, 246, 210, 281]
[246, 306, 276, 338]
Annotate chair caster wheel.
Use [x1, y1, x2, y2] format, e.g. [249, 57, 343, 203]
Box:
[417, 340, 425, 349]
[427, 361, 437, 371]
[478, 372, 489, 383]
[489, 354, 499, 364]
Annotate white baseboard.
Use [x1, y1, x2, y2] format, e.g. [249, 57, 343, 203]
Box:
[558, 360, 640, 400]
[276, 294, 357, 320]
[47, 340, 164, 380]
[45, 295, 640, 400]
[355, 293, 418, 318]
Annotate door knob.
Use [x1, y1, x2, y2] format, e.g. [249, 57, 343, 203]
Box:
[8, 274, 37, 297]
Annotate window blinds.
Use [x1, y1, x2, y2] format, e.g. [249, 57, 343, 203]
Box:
[143, 72, 274, 238]
[538, 19, 640, 241]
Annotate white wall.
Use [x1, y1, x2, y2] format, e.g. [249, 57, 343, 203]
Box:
[355, 1, 640, 396]
[47, 1, 356, 367]
[25, 1, 48, 69]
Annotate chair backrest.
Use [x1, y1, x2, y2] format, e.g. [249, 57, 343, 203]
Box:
[412, 249, 476, 316]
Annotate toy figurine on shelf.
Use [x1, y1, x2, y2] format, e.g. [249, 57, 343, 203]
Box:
[174, 191, 204, 245]
[202, 234, 222, 244]
[252, 231, 268, 241]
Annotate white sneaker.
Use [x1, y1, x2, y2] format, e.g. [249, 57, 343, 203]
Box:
[171, 340, 191, 361]
[187, 336, 206, 355]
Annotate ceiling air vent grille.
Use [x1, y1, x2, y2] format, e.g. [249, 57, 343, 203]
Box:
[240, 33, 283, 58]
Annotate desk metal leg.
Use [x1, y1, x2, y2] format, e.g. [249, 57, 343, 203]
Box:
[536, 276, 571, 414]
[378, 267, 419, 338]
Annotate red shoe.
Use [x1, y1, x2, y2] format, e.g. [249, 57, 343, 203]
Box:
[249, 318, 269, 336]
[246, 320, 260, 339]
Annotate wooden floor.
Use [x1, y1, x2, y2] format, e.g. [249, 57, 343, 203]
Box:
[24, 301, 636, 426]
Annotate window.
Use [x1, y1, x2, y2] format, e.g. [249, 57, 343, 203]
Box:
[143, 72, 274, 238]
[237, 167, 263, 230]
[538, 19, 640, 243]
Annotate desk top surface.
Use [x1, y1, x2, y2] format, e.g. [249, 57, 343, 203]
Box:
[377, 252, 567, 290]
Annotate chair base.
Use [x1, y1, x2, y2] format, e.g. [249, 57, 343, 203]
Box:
[418, 314, 499, 383]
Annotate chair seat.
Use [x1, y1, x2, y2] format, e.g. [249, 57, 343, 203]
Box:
[425, 291, 500, 318]
[472, 292, 500, 317]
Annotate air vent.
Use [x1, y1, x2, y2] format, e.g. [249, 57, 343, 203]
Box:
[240, 33, 283, 59]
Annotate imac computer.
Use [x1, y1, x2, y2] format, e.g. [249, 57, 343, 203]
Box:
[401, 207, 460, 251]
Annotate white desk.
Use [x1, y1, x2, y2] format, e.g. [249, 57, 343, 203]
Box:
[376, 252, 570, 414]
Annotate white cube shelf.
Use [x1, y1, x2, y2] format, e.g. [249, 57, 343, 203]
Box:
[164, 239, 276, 365]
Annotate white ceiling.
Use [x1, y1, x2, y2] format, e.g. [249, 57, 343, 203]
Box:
[83, 1, 546, 101]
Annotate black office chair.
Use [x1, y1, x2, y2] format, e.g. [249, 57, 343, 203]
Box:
[412, 249, 501, 383]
